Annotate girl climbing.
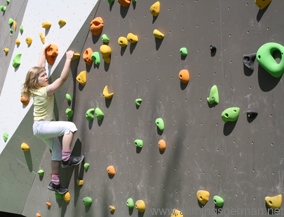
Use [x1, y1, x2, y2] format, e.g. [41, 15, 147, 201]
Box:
[22, 42, 84, 194]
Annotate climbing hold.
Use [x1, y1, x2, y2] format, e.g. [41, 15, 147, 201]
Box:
[171, 209, 183, 217]
[246, 110, 258, 120]
[10, 29, 13, 35]
[213, 195, 224, 207]
[150, 1, 160, 16]
[118, 37, 128, 47]
[153, 29, 164, 39]
[77, 179, 84, 186]
[90, 17, 104, 36]
[83, 197, 92, 206]
[95, 108, 104, 120]
[180, 47, 187, 56]
[179, 69, 190, 84]
[39, 33, 45, 44]
[83, 48, 93, 65]
[0, 6, 6, 12]
[243, 53, 256, 71]
[36, 213, 41, 217]
[108, 0, 115, 4]
[84, 163, 90, 171]
[127, 33, 138, 43]
[15, 39, 20, 46]
[3, 133, 8, 142]
[126, 198, 135, 208]
[12, 53, 22, 68]
[155, 118, 164, 131]
[66, 94, 72, 103]
[158, 139, 166, 151]
[20, 26, 23, 34]
[197, 190, 210, 205]
[42, 22, 52, 28]
[4, 48, 9, 54]
[66, 108, 73, 120]
[6, 0, 10, 3]
[55, 192, 63, 199]
[100, 45, 111, 64]
[221, 107, 240, 123]
[118, 0, 131, 7]
[103, 86, 113, 99]
[101, 34, 109, 43]
[107, 165, 115, 176]
[46, 202, 51, 207]
[210, 44, 217, 52]
[207, 85, 219, 104]
[8, 18, 13, 26]
[37, 169, 44, 176]
[134, 139, 143, 148]
[13, 20, 17, 30]
[72, 53, 80, 60]
[257, 42, 284, 78]
[86, 108, 95, 122]
[21, 143, 30, 151]
[76, 71, 86, 86]
[265, 194, 282, 209]
[109, 206, 115, 212]
[135, 98, 142, 106]
[255, 0, 272, 10]
[45, 44, 58, 65]
[135, 200, 145, 212]
[63, 192, 70, 202]
[91, 52, 100, 65]
[58, 19, 66, 27]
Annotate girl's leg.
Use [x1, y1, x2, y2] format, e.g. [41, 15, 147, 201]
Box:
[62, 131, 74, 150]
[51, 160, 60, 174]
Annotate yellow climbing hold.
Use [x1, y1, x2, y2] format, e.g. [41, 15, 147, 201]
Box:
[118, 36, 128, 47]
[42, 22, 52, 28]
[21, 143, 30, 151]
[135, 200, 145, 212]
[103, 86, 113, 99]
[171, 209, 183, 217]
[127, 33, 138, 43]
[197, 190, 210, 205]
[77, 179, 84, 186]
[4, 48, 9, 54]
[265, 194, 282, 209]
[76, 71, 86, 86]
[255, 0, 272, 10]
[100, 45, 111, 64]
[58, 19, 66, 27]
[109, 205, 115, 212]
[153, 29, 164, 39]
[39, 33, 45, 44]
[150, 1, 160, 16]
[63, 192, 70, 202]
[26, 37, 32, 46]
[72, 53, 80, 60]
[13, 20, 17, 30]
[15, 39, 20, 45]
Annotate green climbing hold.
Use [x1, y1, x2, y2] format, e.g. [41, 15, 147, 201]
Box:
[221, 107, 240, 123]
[207, 85, 219, 104]
[108, 0, 114, 4]
[91, 52, 100, 65]
[66, 94, 72, 103]
[213, 195, 224, 207]
[83, 197, 92, 206]
[95, 108, 104, 120]
[155, 118, 164, 131]
[101, 34, 109, 43]
[3, 133, 8, 142]
[134, 139, 143, 148]
[0, 6, 6, 12]
[66, 108, 73, 120]
[135, 98, 142, 106]
[20, 26, 23, 34]
[37, 169, 44, 176]
[84, 163, 90, 171]
[86, 108, 95, 122]
[55, 192, 63, 199]
[6, 0, 10, 3]
[132, 0, 137, 2]
[256, 42, 284, 78]
[12, 53, 22, 68]
[10, 29, 13, 35]
[126, 198, 134, 208]
[8, 18, 13, 26]
[180, 47, 188, 56]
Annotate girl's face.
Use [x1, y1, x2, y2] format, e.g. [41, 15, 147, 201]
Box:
[38, 71, 49, 87]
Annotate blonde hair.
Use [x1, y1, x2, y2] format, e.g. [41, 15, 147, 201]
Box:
[22, 66, 46, 99]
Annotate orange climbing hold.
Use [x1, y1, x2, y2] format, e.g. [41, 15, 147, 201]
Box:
[45, 44, 58, 66]
[83, 48, 93, 65]
[179, 69, 190, 84]
[107, 165, 115, 176]
[36, 213, 41, 217]
[90, 17, 104, 36]
[21, 95, 30, 105]
[158, 139, 166, 151]
[46, 202, 51, 207]
[118, 0, 131, 7]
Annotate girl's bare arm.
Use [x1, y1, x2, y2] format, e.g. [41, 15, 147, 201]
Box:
[38, 42, 51, 67]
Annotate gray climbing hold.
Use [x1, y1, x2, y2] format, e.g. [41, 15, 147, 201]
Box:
[243, 53, 256, 71]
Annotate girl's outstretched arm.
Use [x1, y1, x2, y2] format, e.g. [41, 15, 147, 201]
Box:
[38, 42, 51, 67]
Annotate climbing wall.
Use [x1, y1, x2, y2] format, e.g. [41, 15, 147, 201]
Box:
[1, 0, 284, 216]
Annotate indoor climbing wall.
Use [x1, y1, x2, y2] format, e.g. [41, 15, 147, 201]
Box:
[1, 0, 284, 216]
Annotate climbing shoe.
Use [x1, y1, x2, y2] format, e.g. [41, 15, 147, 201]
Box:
[48, 182, 68, 194]
[61, 155, 84, 168]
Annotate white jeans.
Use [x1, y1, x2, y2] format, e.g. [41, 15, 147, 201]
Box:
[33, 120, 78, 161]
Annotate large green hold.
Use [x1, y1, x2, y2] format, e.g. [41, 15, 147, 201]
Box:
[8, 18, 13, 26]
[12, 53, 22, 68]
[92, 52, 100, 65]
[134, 139, 143, 148]
[207, 85, 219, 104]
[126, 198, 134, 208]
[83, 197, 92, 206]
[0, 6, 6, 12]
[66, 108, 73, 120]
[55, 192, 63, 199]
[66, 94, 72, 102]
[256, 42, 284, 78]
[95, 108, 104, 120]
[213, 195, 224, 207]
[37, 169, 44, 176]
[86, 108, 95, 122]
[108, 0, 114, 4]
[155, 118, 164, 131]
[3, 133, 8, 142]
[221, 107, 240, 123]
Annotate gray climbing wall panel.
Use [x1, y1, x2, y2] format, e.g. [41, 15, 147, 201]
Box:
[22, 0, 284, 216]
